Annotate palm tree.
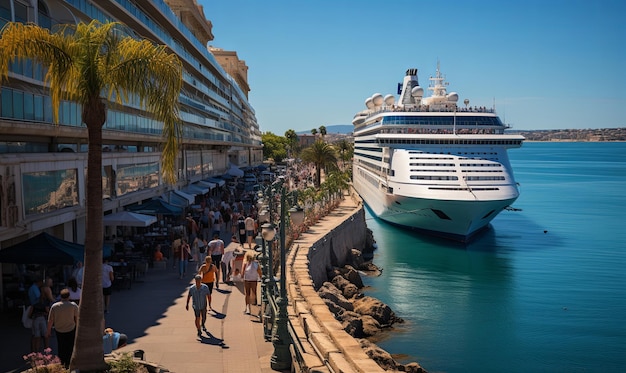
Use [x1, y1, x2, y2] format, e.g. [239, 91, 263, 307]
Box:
[301, 140, 338, 187]
[319, 125, 327, 138]
[0, 21, 182, 371]
[311, 128, 318, 136]
[284, 128, 299, 157]
[335, 138, 353, 169]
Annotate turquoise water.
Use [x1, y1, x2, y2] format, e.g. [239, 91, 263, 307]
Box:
[362, 142, 626, 373]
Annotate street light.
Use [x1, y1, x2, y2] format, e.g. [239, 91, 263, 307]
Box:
[270, 186, 291, 370]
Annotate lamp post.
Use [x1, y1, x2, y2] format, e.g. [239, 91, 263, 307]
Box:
[270, 186, 291, 370]
[259, 222, 275, 341]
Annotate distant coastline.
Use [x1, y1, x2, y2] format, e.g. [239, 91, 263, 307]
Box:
[507, 127, 626, 142]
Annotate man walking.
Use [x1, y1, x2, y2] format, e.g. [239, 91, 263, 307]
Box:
[46, 289, 78, 368]
[186, 275, 211, 336]
[208, 234, 225, 288]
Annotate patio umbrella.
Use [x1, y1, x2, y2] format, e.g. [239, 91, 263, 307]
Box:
[0, 233, 84, 265]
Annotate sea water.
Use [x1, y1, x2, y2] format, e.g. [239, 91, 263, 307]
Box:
[361, 142, 626, 373]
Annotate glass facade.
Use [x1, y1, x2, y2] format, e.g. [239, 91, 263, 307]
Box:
[22, 169, 79, 215]
[116, 162, 159, 196]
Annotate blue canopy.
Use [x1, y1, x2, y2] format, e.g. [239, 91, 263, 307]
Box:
[0, 232, 84, 264]
[127, 199, 183, 215]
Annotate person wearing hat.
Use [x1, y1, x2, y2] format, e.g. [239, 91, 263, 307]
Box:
[103, 328, 128, 354]
[186, 274, 211, 336]
[46, 288, 78, 368]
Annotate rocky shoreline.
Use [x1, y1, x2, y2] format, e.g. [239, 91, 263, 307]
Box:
[316, 232, 426, 373]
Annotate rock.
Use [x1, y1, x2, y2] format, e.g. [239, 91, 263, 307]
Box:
[341, 265, 364, 288]
[331, 275, 351, 292]
[342, 283, 360, 299]
[317, 282, 354, 312]
[358, 339, 398, 371]
[358, 261, 382, 276]
[323, 298, 346, 318]
[402, 362, 426, 373]
[341, 313, 365, 338]
[350, 248, 365, 269]
[361, 315, 382, 336]
[353, 296, 401, 327]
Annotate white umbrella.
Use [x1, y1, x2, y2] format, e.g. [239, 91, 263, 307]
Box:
[227, 164, 244, 177]
[103, 211, 157, 227]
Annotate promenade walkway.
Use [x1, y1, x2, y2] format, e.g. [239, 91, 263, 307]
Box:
[0, 237, 276, 373]
[0, 193, 364, 373]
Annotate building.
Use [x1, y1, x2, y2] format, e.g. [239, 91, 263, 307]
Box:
[0, 0, 262, 305]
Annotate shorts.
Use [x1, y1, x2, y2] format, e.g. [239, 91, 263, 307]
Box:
[211, 255, 223, 268]
[202, 282, 214, 294]
[246, 230, 254, 237]
[193, 307, 206, 318]
[32, 316, 46, 337]
[103, 286, 112, 296]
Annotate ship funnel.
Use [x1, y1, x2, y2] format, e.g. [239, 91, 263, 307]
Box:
[398, 68, 420, 108]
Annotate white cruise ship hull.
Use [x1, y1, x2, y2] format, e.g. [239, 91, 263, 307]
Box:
[354, 170, 516, 241]
[353, 147, 521, 242]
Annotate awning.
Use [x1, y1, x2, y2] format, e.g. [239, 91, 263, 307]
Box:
[161, 191, 189, 207]
[173, 190, 195, 204]
[195, 180, 216, 189]
[103, 211, 157, 227]
[183, 184, 209, 196]
[205, 177, 225, 187]
[0, 233, 84, 265]
[127, 199, 183, 215]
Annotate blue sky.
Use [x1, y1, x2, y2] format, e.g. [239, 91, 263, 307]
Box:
[200, 0, 625, 135]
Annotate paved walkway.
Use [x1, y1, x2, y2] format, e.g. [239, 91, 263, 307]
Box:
[0, 240, 277, 373]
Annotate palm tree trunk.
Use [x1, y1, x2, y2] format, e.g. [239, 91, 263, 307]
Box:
[72, 98, 108, 371]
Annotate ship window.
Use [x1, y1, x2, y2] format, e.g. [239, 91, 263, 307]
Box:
[431, 209, 451, 220]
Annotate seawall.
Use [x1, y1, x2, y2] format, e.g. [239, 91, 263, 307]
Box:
[287, 189, 386, 372]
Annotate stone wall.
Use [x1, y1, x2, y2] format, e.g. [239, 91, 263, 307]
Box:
[287, 192, 385, 373]
[306, 206, 367, 289]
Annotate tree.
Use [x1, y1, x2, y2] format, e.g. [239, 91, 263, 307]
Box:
[262, 132, 288, 162]
[319, 125, 327, 138]
[301, 140, 338, 187]
[335, 138, 353, 169]
[311, 128, 318, 136]
[284, 128, 299, 157]
[0, 21, 182, 371]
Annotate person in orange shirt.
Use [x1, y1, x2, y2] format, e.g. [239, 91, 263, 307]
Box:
[154, 244, 164, 261]
[197, 256, 217, 311]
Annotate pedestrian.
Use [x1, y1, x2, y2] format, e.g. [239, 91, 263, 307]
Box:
[237, 215, 246, 245]
[241, 251, 262, 314]
[72, 261, 84, 288]
[40, 277, 55, 306]
[102, 258, 114, 313]
[244, 215, 256, 249]
[185, 274, 211, 336]
[28, 294, 49, 352]
[28, 278, 43, 306]
[197, 238, 208, 270]
[46, 289, 78, 368]
[66, 277, 81, 304]
[221, 246, 235, 284]
[208, 234, 225, 288]
[178, 238, 191, 279]
[103, 327, 128, 354]
[198, 256, 217, 311]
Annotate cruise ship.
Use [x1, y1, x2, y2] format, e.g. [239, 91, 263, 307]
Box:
[352, 64, 524, 241]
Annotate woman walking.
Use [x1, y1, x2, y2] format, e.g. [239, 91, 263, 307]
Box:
[241, 251, 262, 314]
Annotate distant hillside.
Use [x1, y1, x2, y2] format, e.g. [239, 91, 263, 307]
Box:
[297, 124, 352, 135]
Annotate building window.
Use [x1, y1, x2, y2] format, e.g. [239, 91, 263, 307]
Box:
[23, 169, 79, 215]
